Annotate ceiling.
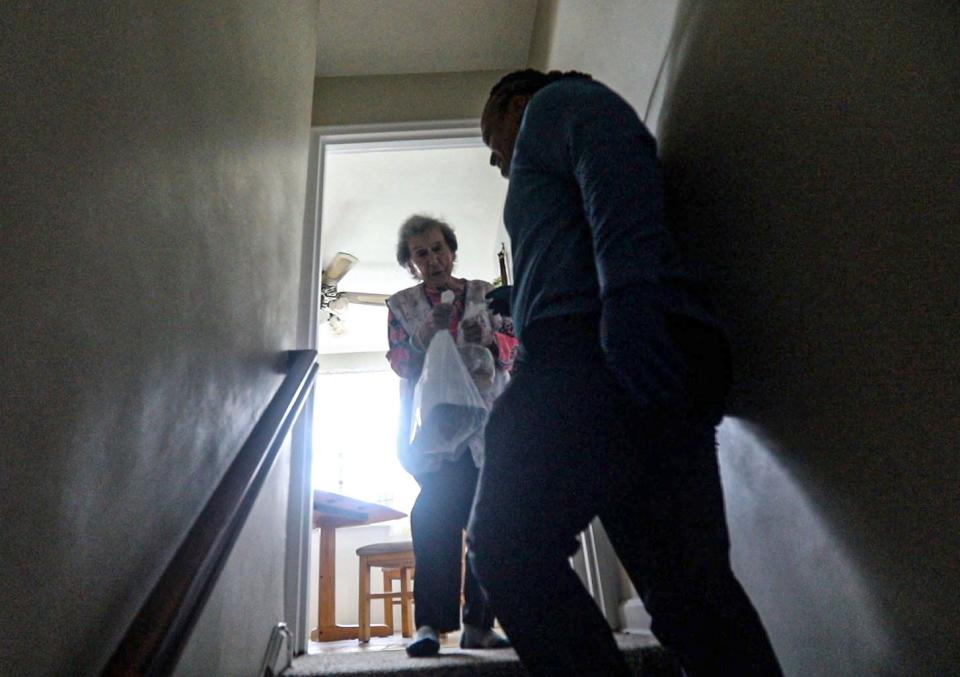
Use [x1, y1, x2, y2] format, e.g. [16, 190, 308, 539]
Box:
[315, 0, 538, 77]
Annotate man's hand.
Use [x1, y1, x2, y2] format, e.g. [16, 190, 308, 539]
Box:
[485, 285, 512, 317]
[601, 287, 690, 415]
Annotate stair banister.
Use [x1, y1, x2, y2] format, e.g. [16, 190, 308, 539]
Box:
[103, 349, 319, 676]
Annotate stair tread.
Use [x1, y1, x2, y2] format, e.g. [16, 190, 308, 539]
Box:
[286, 633, 680, 676]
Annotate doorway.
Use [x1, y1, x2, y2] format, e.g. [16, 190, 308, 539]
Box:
[295, 121, 510, 653]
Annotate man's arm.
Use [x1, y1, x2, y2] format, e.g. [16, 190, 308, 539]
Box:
[561, 88, 690, 411]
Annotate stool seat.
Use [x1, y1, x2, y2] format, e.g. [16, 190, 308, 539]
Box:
[357, 541, 416, 642]
[356, 540, 413, 556]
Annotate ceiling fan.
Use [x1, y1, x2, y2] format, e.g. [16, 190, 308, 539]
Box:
[320, 252, 391, 335]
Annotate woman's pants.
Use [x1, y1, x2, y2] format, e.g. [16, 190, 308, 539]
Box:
[411, 452, 493, 633]
[467, 313, 782, 676]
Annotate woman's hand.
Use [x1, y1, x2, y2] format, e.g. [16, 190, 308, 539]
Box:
[460, 314, 493, 345]
[414, 303, 454, 350]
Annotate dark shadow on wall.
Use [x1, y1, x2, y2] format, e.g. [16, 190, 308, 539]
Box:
[654, 1, 960, 675]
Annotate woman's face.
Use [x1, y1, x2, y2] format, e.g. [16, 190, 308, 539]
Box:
[407, 228, 455, 288]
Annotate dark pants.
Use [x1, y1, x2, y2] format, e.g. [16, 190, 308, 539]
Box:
[467, 314, 782, 676]
[411, 452, 493, 633]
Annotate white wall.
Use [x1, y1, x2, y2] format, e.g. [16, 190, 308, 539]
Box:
[531, 1, 960, 674]
[0, 3, 317, 674]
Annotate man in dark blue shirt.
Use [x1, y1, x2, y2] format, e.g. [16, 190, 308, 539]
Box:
[466, 70, 782, 676]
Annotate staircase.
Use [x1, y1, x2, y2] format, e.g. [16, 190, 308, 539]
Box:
[285, 634, 681, 676]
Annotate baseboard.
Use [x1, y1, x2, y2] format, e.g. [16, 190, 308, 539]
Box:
[619, 597, 653, 636]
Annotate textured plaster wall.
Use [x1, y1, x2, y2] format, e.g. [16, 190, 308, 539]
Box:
[0, 3, 317, 674]
[531, 1, 959, 674]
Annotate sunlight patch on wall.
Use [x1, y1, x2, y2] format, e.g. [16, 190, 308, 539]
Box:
[718, 417, 893, 675]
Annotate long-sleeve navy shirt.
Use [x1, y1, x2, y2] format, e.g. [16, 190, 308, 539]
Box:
[505, 77, 717, 338]
[504, 77, 720, 404]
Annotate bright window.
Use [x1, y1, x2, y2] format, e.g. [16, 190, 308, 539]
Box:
[311, 369, 419, 517]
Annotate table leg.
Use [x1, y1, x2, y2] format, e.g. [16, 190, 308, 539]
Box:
[309, 525, 393, 642]
[319, 527, 337, 627]
[310, 527, 338, 641]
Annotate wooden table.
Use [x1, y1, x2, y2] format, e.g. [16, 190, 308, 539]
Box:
[310, 489, 407, 642]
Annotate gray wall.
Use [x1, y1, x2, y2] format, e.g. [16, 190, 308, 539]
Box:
[174, 438, 294, 677]
[311, 70, 510, 127]
[658, 2, 959, 674]
[0, 3, 317, 675]
[532, 1, 959, 674]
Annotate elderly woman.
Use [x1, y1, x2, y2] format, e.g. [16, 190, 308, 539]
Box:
[386, 214, 515, 657]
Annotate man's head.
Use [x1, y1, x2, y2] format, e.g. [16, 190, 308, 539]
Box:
[481, 69, 593, 178]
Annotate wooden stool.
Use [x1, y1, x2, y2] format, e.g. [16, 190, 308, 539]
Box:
[357, 541, 415, 642]
[381, 566, 417, 634]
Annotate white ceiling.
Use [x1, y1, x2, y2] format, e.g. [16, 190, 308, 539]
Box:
[317, 141, 510, 354]
[315, 0, 538, 77]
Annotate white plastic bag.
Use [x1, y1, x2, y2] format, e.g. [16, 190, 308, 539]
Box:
[455, 289, 496, 392]
[409, 329, 488, 464]
[454, 287, 505, 468]
[458, 343, 496, 392]
[463, 365, 509, 468]
[456, 287, 494, 349]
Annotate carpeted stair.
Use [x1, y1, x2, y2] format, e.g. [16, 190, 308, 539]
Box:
[285, 633, 681, 676]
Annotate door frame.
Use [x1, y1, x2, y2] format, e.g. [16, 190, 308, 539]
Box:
[288, 119, 485, 654]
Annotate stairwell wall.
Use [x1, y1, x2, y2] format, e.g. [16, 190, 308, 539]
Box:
[529, 1, 959, 674]
[0, 3, 317, 674]
[311, 70, 512, 127]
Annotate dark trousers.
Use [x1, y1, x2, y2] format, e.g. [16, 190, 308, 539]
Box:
[411, 452, 493, 633]
[467, 314, 782, 677]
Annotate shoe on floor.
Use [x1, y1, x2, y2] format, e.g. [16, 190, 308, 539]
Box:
[460, 624, 511, 649]
[406, 625, 440, 657]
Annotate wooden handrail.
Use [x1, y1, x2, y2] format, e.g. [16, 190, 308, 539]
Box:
[103, 349, 319, 676]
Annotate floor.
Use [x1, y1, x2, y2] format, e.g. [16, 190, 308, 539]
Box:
[308, 631, 462, 655]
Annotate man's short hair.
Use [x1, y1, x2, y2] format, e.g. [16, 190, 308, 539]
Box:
[486, 69, 593, 115]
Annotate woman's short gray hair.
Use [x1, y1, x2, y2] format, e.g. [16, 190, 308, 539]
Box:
[396, 214, 458, 276]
